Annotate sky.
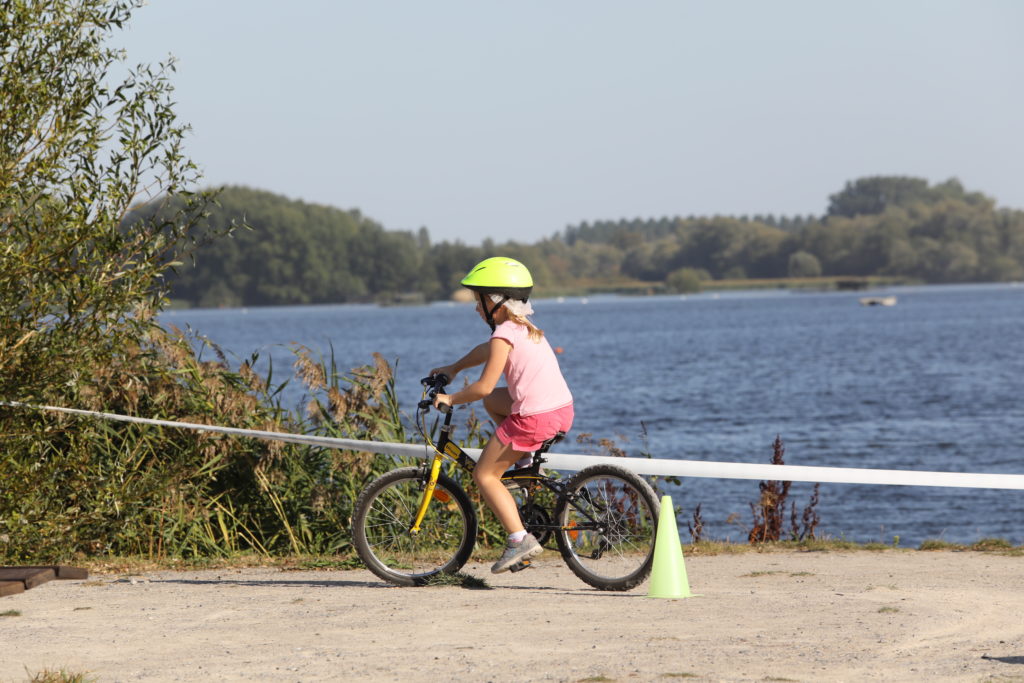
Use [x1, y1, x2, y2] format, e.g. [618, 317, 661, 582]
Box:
[118, 1, 1024, 244]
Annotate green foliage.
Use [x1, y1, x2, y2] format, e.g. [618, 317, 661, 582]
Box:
[0, 1, 424, 564]
[971, 537, 1013, 551]
[665, 267, 704, 294]
[157, 177, 1024, 308]
[1, 0, 204, 560]
[0, 330, 414, 561]
[919, 539, 966, 551]
[143, 187, 440, 307]
[827, 176, 990, 217]
[1, 0, 217, 401]
[787, 251, 821, 278]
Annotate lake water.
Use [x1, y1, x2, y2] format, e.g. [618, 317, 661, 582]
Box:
[160, 282, 1024, 546]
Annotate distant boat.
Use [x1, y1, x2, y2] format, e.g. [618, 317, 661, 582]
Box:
[859, 296, 897, 307]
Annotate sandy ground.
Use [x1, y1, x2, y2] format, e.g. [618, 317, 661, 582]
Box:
[1, 550, 1022, 682]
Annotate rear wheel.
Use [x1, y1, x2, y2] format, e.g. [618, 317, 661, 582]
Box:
[352, 467, 477, 586]
[554, 464, 660, 591]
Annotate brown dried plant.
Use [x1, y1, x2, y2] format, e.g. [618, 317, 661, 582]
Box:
[748, 436, 822, 544]
[792, 483, 821, 540]
[688, 503, 705, 543]
[575, 432, 628, 458]
[748, 435, 792, 543]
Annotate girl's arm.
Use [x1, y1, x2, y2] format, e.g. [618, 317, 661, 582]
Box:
[429, 341, 491, 381]
[435, 338, 511, 408]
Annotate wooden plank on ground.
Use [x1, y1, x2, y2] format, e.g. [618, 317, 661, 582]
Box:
[0, 567, 56, 590]
[20, 566, 89, 580]
[0, 580, 26, 597]
[0, 566, 88, 596]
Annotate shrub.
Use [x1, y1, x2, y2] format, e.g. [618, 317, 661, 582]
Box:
[665, 267, 706, 294]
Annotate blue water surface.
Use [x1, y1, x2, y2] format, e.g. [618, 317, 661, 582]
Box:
[161, 282, 1024, 546]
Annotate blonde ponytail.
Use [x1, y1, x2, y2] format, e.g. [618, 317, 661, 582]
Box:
[506, 312, 544, 342]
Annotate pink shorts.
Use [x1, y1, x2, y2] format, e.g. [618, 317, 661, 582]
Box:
[496, 404, 574, 453]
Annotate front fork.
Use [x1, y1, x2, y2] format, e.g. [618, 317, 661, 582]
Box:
[409, 451, 444, 533]
[410, 414, 462, 533]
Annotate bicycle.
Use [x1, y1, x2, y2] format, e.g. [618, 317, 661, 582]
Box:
[352, 374, 660, 591]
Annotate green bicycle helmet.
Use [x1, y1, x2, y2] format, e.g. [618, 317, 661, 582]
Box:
[460, 257, 534, 330]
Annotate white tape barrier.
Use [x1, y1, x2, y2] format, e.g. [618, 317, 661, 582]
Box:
[5, 402, 1024, 490]
[0, 402, 434, 459]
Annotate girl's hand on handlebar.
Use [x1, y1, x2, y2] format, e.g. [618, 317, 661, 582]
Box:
[433, 393, 454, 412]
[429, 365, 457, 382]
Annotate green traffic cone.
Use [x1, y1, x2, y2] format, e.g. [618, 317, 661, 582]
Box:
[647, 494, 696, 599]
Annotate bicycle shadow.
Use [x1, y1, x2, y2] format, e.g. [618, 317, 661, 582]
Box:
[130, 573, 651, 594]
[982, 655, 1024, 665]
[121, 576, 387, 590]
[142, 575, 499, 591]
[497, 583, 649, 597]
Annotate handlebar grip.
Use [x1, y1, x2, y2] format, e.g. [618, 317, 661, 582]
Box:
[417, 398, 452, 413]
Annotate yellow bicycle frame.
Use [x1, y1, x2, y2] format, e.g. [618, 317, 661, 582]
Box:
[409, 452, 443, 533]
[410, 439, 465, 533]
[409, 378, 546, 534]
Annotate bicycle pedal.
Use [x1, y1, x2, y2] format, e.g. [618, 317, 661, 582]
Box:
[509, 559, 532, 572]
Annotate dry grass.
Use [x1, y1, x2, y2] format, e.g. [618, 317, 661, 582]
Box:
[26, 670, 95, 683]
[683, 537, 1021, 556]
[67, 537, 1024, 578]
[423, 572, 491, 589]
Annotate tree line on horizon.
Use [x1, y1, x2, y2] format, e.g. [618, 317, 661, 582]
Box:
[151, 176, 1024, 308]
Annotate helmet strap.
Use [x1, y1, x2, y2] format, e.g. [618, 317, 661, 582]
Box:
[478, 292, 508, 332]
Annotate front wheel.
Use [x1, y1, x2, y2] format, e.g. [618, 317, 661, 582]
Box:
[352, 467, 477, 586]
[554, 464, 660, 591]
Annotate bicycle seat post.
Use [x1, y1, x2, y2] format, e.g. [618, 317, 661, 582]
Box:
[529, 431, 565, 472]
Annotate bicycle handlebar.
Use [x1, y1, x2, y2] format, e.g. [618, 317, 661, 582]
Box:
[418, 374, 450, 412]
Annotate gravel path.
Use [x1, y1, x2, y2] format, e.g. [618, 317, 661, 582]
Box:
[2, 550, 1022, 682]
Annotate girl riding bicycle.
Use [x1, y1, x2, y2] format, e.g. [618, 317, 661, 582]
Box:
[430, 257, 573, 573]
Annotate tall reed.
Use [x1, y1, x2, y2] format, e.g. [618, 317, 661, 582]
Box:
[0, 321, 420, 562]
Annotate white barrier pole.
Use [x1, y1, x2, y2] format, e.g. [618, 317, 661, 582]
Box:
[5, 402, 1024, 490]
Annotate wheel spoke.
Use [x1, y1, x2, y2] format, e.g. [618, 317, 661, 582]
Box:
[354, 469, 477, 585]
[556, 466, 658, 590]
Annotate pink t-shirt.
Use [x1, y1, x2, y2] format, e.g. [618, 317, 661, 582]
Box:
[491, 320, 573, 417]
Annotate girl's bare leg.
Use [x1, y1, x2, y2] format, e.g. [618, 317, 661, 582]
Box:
[474, 435, 528, 534]
[483, 386, 512, 425]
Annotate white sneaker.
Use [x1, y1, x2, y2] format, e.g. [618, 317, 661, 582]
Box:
[491, 533, 543, 574]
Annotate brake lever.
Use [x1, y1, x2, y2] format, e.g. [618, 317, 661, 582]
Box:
[420, 373, 450, 389]
[418, 373, 452, 414]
